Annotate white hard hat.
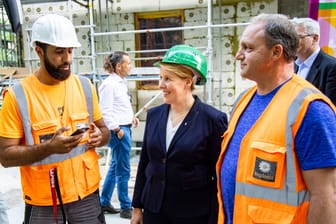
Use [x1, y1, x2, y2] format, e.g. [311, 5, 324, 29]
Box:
[30, 14, 81, 48]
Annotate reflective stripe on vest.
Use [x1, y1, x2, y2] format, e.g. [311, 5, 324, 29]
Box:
[235, 87, 319, 206]
[12, 75, 93, 165]
[230, 88, 250, 117]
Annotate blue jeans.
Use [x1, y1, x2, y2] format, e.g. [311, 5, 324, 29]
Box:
[100, 126, 132, 209]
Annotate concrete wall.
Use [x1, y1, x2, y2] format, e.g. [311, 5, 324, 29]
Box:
[21, 1, 278, 114]
[278, 0, 309, 18]
[91, 0, 277, 114]
[21, 0, 310, 142]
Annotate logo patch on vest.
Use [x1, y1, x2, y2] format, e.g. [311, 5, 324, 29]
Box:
[253, 157, 276, 182]
[39, 134, 53, 143]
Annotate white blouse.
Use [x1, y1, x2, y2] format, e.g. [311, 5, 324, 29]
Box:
[165, 112, 182, 151]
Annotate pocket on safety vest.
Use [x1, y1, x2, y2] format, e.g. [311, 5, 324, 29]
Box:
[82, 153, 100, 191]
[70, 113, 90, 144]
[248, 204, 294, 223]
[246, 141, 286, 189]
[31, 120, 58, 144]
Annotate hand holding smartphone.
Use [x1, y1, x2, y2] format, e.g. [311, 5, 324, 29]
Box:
[71, 123, 89, 136]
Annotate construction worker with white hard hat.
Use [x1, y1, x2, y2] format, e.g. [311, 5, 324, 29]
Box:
[0, 14, 110, 224]
[30, 13, 81, 48]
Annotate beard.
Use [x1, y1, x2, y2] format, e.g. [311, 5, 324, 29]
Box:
[44, 54, 71, 81]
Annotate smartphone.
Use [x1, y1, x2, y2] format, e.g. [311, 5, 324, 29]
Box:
[71, 123, 89, 136]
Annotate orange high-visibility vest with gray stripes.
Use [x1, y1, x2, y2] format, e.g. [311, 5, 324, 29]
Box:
[216, 75, 335, 223]
[12, 75, 101, 206]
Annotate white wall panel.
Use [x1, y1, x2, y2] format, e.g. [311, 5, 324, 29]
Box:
[111, 0, 208, 13]
[236, 2, 251, 17]
[251, 1, 278, 15]
[213, 5, 235, 20]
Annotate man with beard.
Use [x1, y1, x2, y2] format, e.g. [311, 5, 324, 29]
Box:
[0, 14, 110, 224]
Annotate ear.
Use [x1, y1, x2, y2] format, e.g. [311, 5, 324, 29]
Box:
[312, 33, 319, 43]
[115, 62, 122, 72]
[272, 44, 283, 58]
[185, 77, 193, 88]
[35, 46, 44, 58]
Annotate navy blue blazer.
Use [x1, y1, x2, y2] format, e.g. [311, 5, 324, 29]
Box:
[132, 96, 228, 223]
[295, 50, 336, 105]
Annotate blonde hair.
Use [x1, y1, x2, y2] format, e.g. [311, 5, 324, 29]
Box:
[160, 63, 195, 90]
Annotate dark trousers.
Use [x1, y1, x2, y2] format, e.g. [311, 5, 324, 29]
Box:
[143, 209, 208, 224]
[24, 191, 105, 224]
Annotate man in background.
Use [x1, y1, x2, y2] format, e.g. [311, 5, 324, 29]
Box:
[99, 51, 139, 219]
[292, 17, 336, 105]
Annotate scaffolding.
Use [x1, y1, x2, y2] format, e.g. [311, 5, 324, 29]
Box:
[0, 3, 20, 67]
[2, 0, 309, 112]
[20, 0, 254, 113]
[2, 0, 283, 154]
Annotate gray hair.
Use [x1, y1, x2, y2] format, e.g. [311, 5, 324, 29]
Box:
[291, 17, 320, 35]
[250, 13, 299, 62]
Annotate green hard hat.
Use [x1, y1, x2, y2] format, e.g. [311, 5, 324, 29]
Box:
[160, 44, 207, 85]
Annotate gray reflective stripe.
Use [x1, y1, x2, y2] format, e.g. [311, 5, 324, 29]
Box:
[236, 182, 310, 206]
[78, 76, 93, 123]
[236, 87, 319, 206]
[12, 84, 34, 145]
[285, 88, 319, 202]
[31, 144, 87, 165]
[12, 75, 94, 165]
[230, 88, 251, 117]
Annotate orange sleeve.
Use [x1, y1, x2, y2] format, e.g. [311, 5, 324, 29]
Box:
[0, 88, 24, 138]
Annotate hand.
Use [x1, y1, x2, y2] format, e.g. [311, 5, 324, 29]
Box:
[86, 122, 103, 149]
[48, 126, 83, 154]
[116, 128, 124, 139]
[132, 116, 139, 128]
[131, 208, 143, 224]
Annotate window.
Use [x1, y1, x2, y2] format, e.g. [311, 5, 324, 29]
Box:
[135, 10, 184, 89]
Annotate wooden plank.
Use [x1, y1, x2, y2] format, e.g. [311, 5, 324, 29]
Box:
[0, 67, 16, 81]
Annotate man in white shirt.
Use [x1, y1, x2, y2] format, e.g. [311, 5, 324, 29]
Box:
[292, 17, 336, 105]
[99, 51, 139, 219]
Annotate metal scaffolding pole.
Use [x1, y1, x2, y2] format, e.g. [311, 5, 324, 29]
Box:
[93, 23, 247, 37]
[218, 0, 223, 110]
[207, 0, 214, 105]
[88, 0, 97, 85]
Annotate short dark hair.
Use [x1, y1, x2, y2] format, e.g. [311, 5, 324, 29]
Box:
[35, 41, 48, 52]
[103, 51, 129, 73]
[251, 14, 299, 62]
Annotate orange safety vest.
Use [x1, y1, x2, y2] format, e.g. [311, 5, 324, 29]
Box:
[216, 75, 335, 223]
[12, 75, 101, 206]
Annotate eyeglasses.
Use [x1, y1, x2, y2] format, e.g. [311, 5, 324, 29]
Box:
[298, 34, 313, 39]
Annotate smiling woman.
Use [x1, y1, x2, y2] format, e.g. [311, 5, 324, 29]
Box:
[131, 44, 228, 224]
